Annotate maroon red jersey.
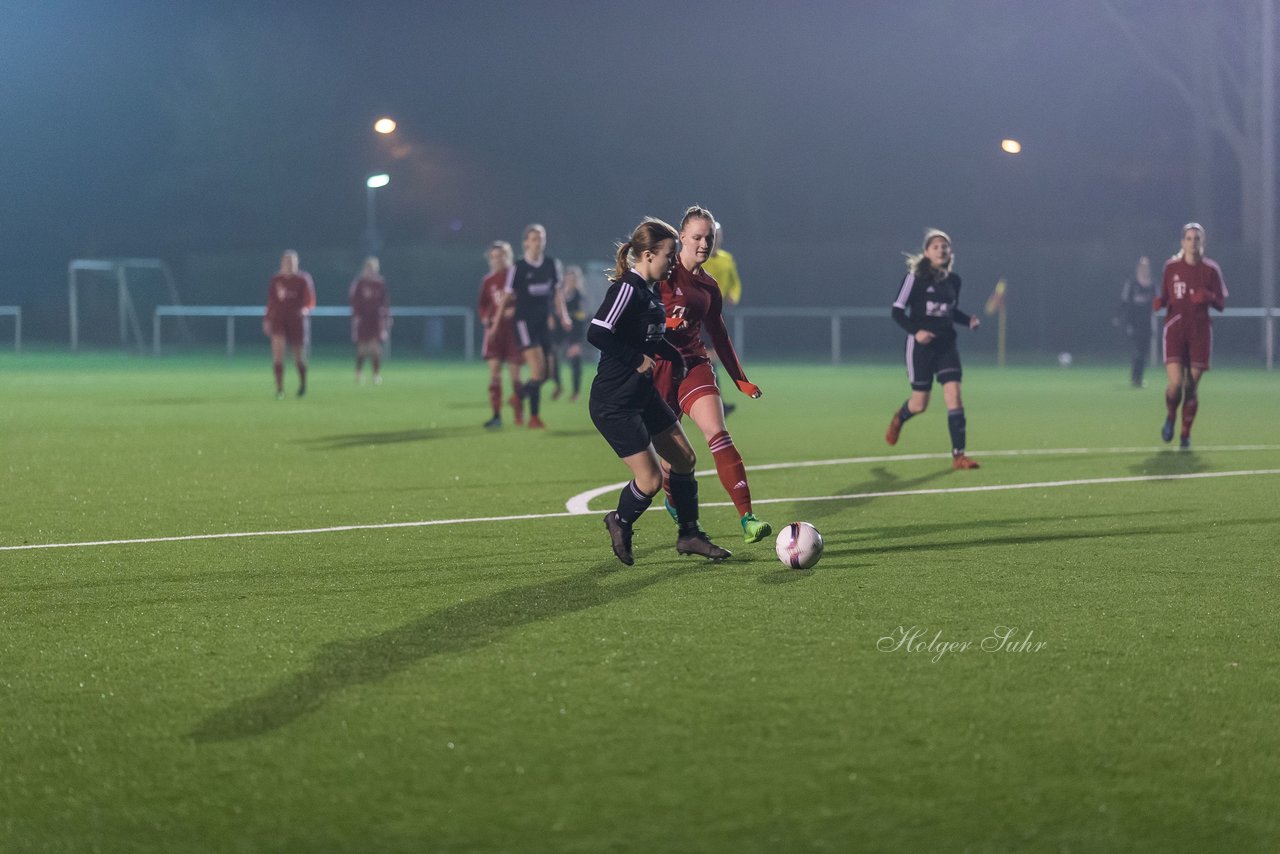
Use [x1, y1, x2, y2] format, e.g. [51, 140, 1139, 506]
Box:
[265, 272, 316, 324]
[349, 275, 389, 342]
[655, 262, 748, 383]
[478, 269, 511, 325]
[1158, 256, 1227, 327]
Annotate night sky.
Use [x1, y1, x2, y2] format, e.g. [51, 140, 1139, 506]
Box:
[0, 1, 1257, 336]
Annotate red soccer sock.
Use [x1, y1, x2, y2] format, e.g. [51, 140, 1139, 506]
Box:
[297, 363, 307, 388]
[488, 379, 502, 416]
[1165, 385, 1182, 421]
[273, 362, 284, 391]
[1181, 396, 1198, 439]
[709, 430, 752, 516]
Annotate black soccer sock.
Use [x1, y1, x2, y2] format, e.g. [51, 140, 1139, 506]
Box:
[526, 380, 543, 416]
[668, 469, 699, 535]
[616, 480, 654, 527]
[947, 408, 966, 455]
[570, 355, 582, 395]
[898, 400, 917, 423]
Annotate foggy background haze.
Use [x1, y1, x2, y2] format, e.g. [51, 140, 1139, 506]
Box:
[2, 0, 1273, 357]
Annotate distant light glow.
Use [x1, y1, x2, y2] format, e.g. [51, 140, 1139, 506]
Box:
[374, 117, 397, 134]
[366, 174, 390, 189]
[1001, 138, 1022, 155]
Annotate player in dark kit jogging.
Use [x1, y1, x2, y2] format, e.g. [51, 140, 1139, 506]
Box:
[884, 229, 981, 469]
[588, 217, 731, 566]
[500, 223, 569, 429]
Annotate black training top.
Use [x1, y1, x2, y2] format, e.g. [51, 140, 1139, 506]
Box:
[587, 270, 684, 402]
[505, 255, 563, 326]
[891, 269, 971, 343]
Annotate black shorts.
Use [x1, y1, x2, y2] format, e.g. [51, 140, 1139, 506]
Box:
[905, 335, 962, 391]
[589, 384, 680, 458]
[514, 316, 551, 352]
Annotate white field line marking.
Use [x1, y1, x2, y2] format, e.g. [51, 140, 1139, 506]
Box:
[565, 444, 1280, 514]
[4, 446, 1279, 553]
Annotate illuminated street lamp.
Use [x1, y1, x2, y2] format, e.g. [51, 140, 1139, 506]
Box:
[1000, 138, 1023, 155]
[374, 117, 397, 135]
[365, 173, 390, 254]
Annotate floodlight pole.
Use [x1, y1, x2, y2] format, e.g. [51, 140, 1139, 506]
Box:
[364, 174, 390, 256]
[1261, 0, 1276, 369]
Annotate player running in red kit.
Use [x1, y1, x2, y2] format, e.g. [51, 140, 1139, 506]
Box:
[1154, 222, 1227, 449]
[651, 205, 771, 544]
[349, 256, 390, 385]
[264, 250, 316, 399]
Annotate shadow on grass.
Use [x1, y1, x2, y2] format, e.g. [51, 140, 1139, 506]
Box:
[190, 564, 691, 743]
[1128, 450, 1209, 476]
[300, 427, 479, 448]
[785, 465, 954, 526]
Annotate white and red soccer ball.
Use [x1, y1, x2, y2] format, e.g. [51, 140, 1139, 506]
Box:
[775, 522, 824, 569]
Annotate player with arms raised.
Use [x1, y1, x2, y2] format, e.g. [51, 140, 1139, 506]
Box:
[651, 205, 770, 544]
[1154, 222, 1227, 448]
[263, 249, 316, 399]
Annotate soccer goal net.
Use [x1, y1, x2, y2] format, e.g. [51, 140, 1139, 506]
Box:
[69, 258, 184, 352]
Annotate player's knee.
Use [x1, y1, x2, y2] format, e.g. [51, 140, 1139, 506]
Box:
[634, 471, 663, 496]
[668, 446, 696, 474]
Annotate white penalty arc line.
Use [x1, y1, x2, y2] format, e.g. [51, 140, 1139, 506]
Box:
[4, 465, 1280, 554]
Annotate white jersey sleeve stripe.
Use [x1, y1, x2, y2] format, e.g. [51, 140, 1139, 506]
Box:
[598, 282, 633, 330]
[893, 273, 915, 309]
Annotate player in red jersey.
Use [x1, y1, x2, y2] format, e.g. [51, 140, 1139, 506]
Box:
[478, 241, 525, 428]
[263, 250, 316, 399]
[349, 256, 391, 385]
[651, 205, 771, 544]
[1153, 223, 1227, 449]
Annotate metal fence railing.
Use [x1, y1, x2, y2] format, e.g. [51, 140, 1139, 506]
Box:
[153, 305, 476, 359]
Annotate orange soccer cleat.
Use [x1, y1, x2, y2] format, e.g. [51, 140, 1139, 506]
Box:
[951, 454, 980, 470]
[527, 415, 546, 429]
[885, 412, 904, 445]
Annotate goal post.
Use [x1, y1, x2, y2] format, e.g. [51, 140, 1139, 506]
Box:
[69, 258, 183, 352]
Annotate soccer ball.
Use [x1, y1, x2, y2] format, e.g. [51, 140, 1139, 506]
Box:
[775, 522, 824, 569]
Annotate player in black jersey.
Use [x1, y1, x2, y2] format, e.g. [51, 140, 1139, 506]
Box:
[500, 224, 569, 429]
[551, 264, 589, 401]
[588, 218, 731, 565]
[884, 229, 981, 469]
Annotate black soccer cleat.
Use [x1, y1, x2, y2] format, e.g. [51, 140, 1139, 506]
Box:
[297, 385, 307, 398]
[483, 416, 502, 429]
[676, 529, 732, 561]
[604, 511, 634, 566]
[1161, 417, 1174, 443]
[1180, 435, 1191, 450]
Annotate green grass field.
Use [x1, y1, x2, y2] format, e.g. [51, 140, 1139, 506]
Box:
[3, 352, 1279, 852]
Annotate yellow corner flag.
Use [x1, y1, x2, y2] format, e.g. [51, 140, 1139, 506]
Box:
[984, 278, 1007, 316]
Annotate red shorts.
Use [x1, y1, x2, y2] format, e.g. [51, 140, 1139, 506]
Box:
[652, 358, 721, 416]
[352, 315, 387, 344]
[269, 315, 308, 348]
[482, 320, 524, 364]
[1162, 316, 1212, 371]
